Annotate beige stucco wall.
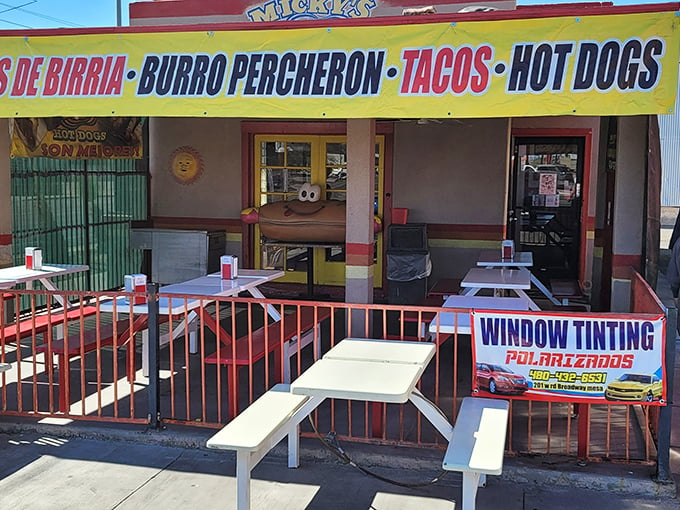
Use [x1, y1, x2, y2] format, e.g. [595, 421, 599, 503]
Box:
[392, 118, 510, 281]
[610, 116, 648, 312]
[145, 115, 605, 289]
[149, 117, 243, 220]
[393, 118, 510, 225]
[391, 115, 603, 285]
[149, 117, 245, 257]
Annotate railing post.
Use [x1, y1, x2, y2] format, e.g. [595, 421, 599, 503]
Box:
[146, 282, 162, 430]
[655, 305, 677, 483]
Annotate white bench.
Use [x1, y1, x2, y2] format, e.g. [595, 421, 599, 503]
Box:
[206, 383, 321, 510]
[443, 396, 510, 510]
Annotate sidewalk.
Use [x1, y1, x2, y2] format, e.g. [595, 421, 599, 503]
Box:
[0, 415, 677, 510]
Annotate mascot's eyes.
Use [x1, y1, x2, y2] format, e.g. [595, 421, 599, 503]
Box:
[298, 182, 311, 201]
[298, 183, 321, 202]
[307, 185, 321, 202]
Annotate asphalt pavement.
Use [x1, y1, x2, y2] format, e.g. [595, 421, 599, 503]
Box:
[0, 420, 677, 510]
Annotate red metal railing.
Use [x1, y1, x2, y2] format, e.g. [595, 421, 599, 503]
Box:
[0, 278, 668, 464]
[629, 269, 669, 458]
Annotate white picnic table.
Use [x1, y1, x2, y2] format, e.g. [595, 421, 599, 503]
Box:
[460, 267, 540, 310]
[208, 338, 507, 510]
[428, 294, 530, 337]
[163, 269, 285, 320]
[99, 269, 285, 377]
[476, 249, 567, 306]
[291, 338, 453, 436]
[0, 263, 89, 307]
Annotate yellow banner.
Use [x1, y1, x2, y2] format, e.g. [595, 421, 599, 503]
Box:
[9, 117, 144, 159]
[0, 11, 677, 118]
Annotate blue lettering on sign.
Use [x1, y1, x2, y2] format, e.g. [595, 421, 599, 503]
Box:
[480, 318, 569, 349]
[506, 37, 664, 94]
[136, 53, 227, 97]
[226, 50, 385, 98]
[571, 38, 663, 92]
[247, 0, 377, 22]
[573, 320, 655, 351]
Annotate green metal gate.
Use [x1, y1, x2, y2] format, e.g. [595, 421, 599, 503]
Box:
[11, 156, 148, 295]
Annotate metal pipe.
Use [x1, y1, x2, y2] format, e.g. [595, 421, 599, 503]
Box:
[147, 282, 161, 430]
[116, 0, 122, 27]
[655, 305, 676, 482]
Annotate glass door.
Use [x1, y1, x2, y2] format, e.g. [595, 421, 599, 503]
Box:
[509, 137, 584, 282]
[254, 135, 384, 287]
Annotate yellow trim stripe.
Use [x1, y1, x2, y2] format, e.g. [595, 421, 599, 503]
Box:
[346, 265, 374, 279]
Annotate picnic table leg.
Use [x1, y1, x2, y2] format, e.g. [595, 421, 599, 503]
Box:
[461, 472, 481, 510]
[514, 289, 540, 311]
[528, 272, 564, 306]
[124, 316, 150, 383]
[235, 450, 252, 510]
[142, 329, 150, 378]
[287, 421, 301, 468]
[57, 353, 68, 413]
[283, 341, 291, 383]
[409, 389, 454, 440]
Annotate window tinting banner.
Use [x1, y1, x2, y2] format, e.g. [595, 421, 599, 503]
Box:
[471, 310, 667, 405]
[0, 11, 677, 118]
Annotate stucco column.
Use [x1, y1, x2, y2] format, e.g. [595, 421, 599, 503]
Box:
[346, 119, 376, 334]
[0, 119, 12, 267]
[610, 116, 647, 312]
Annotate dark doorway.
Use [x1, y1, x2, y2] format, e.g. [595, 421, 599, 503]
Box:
[508, 137, 584, 284]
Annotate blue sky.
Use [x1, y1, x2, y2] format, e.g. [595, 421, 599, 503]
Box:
[0, 0, 666, 30]
[0, 1, 133, 29]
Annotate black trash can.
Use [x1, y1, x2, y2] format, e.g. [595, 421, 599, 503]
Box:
[386, 250, 431, 304]
[386, 223, 431, 305]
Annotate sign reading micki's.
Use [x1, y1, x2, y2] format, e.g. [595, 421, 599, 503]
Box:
[246, 0, 378, 21]
[0, 11, 677, 119]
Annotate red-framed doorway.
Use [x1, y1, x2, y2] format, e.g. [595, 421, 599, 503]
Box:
[509, 128, 593, 289]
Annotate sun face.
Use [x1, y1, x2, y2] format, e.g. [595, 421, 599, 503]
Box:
[170, 146, 204, 184]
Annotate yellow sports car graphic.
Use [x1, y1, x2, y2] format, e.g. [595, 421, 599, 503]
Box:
[604, 373, 663, 402]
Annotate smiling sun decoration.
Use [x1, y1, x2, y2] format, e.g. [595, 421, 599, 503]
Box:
[170, 146, 204, 185]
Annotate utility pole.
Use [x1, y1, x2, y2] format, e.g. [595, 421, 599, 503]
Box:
[116, 0, 122, 26]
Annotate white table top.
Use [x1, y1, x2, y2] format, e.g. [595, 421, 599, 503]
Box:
[0, 263, 89, 285]
[461, 267, 531, 290]
[161, 269, 284, 297]
[429, 295, 530, 335]
[98, 296, 202, 315]
[323, 338, 435, 365]
[291, 338, 435, 404]
[99, 269, 285, 316]
[290, 358, 427, 403]
[477, 250, 533, 267]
